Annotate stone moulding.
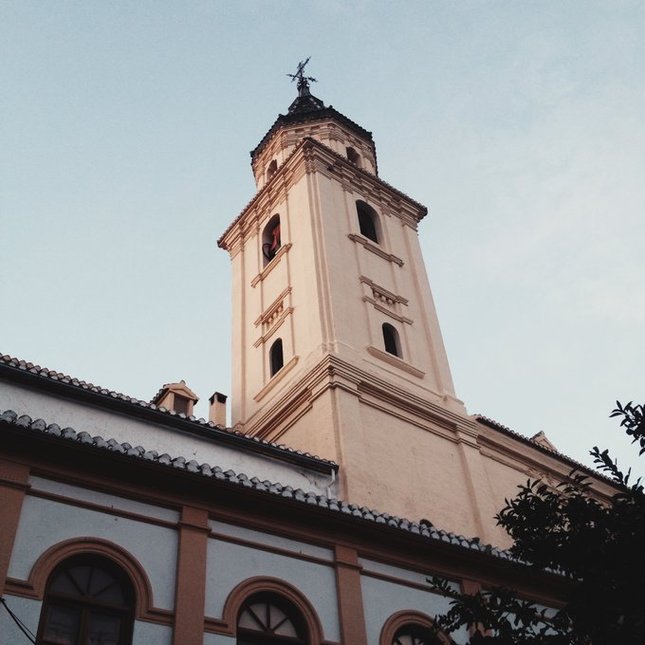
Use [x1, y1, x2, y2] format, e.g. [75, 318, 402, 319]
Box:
[253, 355, 300, 402]
[13, 537, 168, 624]
[366, 345, 425, 378]
[348, 233, 404, 266]
[251, 243, 292, 287]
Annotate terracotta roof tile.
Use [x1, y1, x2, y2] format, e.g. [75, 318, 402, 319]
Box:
[0, 352, 336, 470]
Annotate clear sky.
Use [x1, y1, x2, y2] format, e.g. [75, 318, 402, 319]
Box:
[1, 1, 644, 477]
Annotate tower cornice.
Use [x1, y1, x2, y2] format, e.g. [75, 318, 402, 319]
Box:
[219, 137, 428, 251]
[241, 352, 471, 444]
[251, 106, 375, 164]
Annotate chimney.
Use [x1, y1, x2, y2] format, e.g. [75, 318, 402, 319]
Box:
[151, 380, 199, 416]
[209, 392, 227, 426]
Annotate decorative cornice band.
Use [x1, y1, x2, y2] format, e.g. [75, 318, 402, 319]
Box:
[362, 298, 413, 325]
[251, 243, 292, 287]
[252, 356, 300, 403]
[366, 346, 425, 377]
[348, 234, 404, 266]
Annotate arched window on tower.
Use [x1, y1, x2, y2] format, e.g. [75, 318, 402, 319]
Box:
[266, 159, 278, 182]
[392, 624, 442, 645]
[346, 146, 361, 167]
[262, 214, 282, 265]
[356, 200, 379, 244]
[237, 592, 308, 645]
[269, 338, 284, 377]
[37, 555, 135, 645]
[382, 323, 402, 358]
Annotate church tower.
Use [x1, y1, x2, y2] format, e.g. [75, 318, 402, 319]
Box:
[219, 64, 500, 543]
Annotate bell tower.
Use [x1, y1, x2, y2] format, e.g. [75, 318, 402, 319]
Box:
[219, 63, 498, 542]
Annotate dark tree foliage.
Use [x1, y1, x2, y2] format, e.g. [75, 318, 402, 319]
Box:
[429, 402, 645, 645]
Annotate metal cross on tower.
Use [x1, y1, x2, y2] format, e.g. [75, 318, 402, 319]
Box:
[287, 57, 317, 95]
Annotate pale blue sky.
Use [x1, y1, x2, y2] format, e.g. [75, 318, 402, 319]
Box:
[1, 1, 644, 477]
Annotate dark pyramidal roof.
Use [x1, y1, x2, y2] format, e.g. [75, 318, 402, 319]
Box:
[286, 77, 325, 114]
[251, 78, 374, 162]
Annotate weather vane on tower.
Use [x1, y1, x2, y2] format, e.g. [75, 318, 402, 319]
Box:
[287, 57, 317, 96]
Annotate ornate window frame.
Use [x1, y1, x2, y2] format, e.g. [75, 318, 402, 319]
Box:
[37, 553, 135, 645]
[222, 577, 325, 645]
[380, 610, 451, 645]
[21, 538, 160, 623]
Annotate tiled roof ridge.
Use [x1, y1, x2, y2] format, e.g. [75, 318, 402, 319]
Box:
[475, 414, 615, 486]
[150, 384, 167, 405]
[0, 407, 520, 565]
[0, 353, 336, 468]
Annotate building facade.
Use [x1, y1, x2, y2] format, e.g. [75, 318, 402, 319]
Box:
[0, 75, 614, 645]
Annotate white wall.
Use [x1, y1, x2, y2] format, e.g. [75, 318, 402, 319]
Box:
[9, 492, 178, 610]
[0, 594, 41, 645]
[205, 534, 341, 643]
[132, 620, 172, 645]
[29, 476, 179, 523]
[204, 634, 236, 645]
[211, 521, 333, 562]
[360, 558, 470, 645]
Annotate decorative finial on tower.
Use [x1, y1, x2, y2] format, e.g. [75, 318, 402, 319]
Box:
[287, 57, 317, 97]
[284, 58, 324, 115]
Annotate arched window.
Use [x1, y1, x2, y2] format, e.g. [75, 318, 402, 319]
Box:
[381, 611, 449, 645]
[269, 338, 284, 376]
[37, 555, 135, 645]
[356, 200, 379, 243]
[267, 159, 278, 182]
[237, 592, 308, 645]
[262, 214, 282, 265]
[393, 624, 441, 645]
[346, 146, 361, 167]
[382, 323, 402, 358]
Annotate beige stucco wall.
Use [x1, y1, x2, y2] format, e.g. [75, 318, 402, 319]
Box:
[224, 140, 461, 426]
[221, 133, 508, 544]
[342, 398, 480, 536]
[220, 122, 617, 549]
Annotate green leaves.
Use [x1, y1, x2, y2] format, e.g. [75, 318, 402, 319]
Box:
[428, 401, 645, 644]
[610, 401, 645, 456]
[427, 577, 579, 644]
